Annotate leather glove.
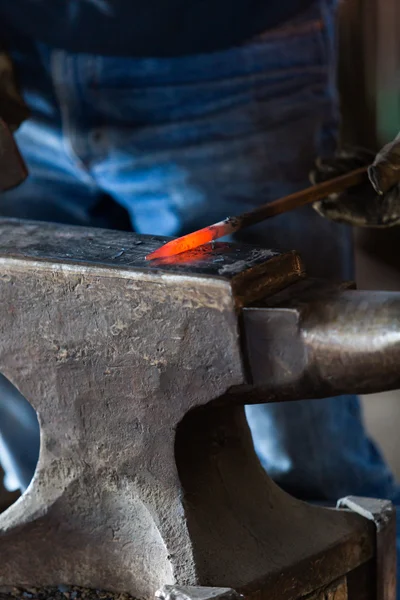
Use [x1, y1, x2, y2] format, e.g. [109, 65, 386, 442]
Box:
[0, 51, 29, 130]
[311, 140, 400, 228]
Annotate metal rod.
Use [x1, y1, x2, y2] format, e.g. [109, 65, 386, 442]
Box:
[147, 166, 368, 260]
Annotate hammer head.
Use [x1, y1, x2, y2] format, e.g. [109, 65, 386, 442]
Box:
[0, 118, 28, 192]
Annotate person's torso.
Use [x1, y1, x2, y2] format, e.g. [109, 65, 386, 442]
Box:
[0, 0, 314, 57]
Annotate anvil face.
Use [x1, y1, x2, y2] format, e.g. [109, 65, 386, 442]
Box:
[0, 219, 303, 304]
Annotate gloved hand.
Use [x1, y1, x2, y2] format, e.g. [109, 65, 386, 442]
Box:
[0, 51, 29, 130]
[311, 138, 400, 228]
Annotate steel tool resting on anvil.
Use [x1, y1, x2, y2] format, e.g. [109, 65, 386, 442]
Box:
[0, 219, 398, 600]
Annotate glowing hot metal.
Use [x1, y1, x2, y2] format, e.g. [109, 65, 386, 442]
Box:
[146, 166, 368, 260]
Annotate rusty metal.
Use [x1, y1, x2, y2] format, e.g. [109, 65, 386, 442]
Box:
[0, 220, 395, 600]
[303, 578, 348, 600]
[338, 497, 397, 600]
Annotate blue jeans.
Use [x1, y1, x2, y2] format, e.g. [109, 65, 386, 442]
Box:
[1, 0, 400, 592]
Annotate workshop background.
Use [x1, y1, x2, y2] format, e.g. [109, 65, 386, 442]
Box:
[340, 0, 400, 477]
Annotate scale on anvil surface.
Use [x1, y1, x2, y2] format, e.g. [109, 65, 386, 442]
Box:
[0, 218, 397, 600]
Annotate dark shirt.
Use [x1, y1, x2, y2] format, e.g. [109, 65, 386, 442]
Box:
[0, 0, 314, 57]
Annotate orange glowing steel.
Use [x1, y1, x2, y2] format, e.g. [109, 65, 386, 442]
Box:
[149, 243, 222, 266]
[146, 220, 234, 260]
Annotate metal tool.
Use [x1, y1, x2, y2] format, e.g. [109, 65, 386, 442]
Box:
[0, 118, 28, 192]
[146, 166, 368, 260]
[0, 220, 396, 600]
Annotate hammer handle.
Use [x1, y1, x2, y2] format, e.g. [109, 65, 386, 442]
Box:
[0, 117, 28, 192]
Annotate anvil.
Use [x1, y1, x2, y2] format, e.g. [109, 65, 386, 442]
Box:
[0, 219, 397, 600]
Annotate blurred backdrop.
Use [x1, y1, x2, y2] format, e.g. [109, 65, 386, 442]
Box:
[339, 0, 400, 477]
